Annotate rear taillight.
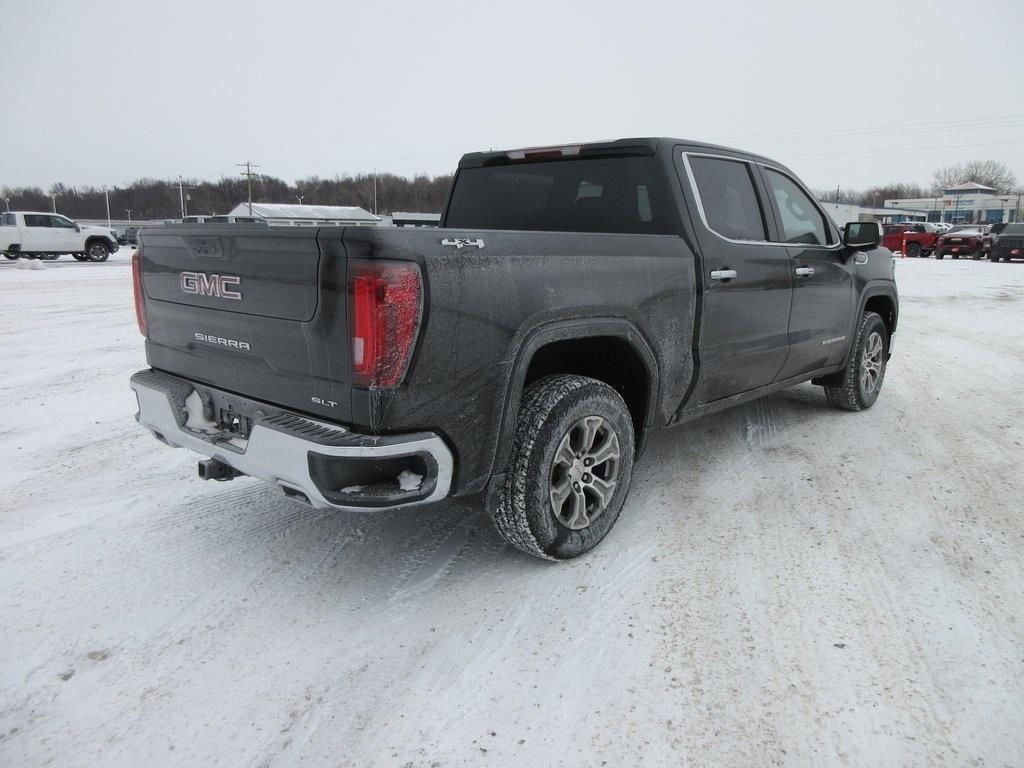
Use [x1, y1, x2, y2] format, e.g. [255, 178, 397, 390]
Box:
[131, 249, 146, 336]
[350, 260, 421, 388]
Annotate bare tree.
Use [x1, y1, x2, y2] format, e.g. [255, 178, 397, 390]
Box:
[931, 160, 1017, 194]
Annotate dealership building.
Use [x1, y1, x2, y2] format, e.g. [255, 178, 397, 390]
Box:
[884, 183, 1023, 224]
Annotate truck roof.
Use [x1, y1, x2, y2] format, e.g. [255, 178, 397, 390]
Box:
[4, 210, 68, 216]
[458, 137, 779, 169]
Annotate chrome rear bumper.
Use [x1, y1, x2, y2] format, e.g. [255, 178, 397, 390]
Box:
[130, 369, 453, 510]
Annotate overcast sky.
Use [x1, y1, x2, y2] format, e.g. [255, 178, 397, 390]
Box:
[3, 0, 1023, 193]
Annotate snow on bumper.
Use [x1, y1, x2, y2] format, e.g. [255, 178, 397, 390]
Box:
[130, 370, 453, 511]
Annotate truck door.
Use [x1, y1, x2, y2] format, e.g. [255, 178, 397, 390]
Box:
[20, 214, 53, 252]
[757, 165, 854, 379]
[48, 215, 80, 251]
[678, 151, 793, 404]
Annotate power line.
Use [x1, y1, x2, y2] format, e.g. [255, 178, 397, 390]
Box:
[237, 161, 260, 217]
[776, 139, 1024, 159]
[722, 113, 1024, 143]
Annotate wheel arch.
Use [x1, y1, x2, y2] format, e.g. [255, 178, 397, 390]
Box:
[491, 318, 659, 479]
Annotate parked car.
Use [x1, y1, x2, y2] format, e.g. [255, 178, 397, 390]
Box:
[935, 226, 985, 259]
[0, 211, 119, 261]
[118, 226, 140, 246]
[989, 222, 1024, 262]
[981, 222, 1007, 258]
[882, 223, 915, 252]
[899, 223, 943, 258]
[130, 137, 898, 561]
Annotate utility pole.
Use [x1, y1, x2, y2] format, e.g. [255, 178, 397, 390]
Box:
[177, 176, 186, 219]
[238, 161, 259, 217]
[104, 186, 111, 228]
[125, 209, 133, 222]
[3, 198, 9, 212]
[835, 184, 840, 204]
[50, 194, 57, 213]
[373, 169, 378, 216]
[296, 195, 304, 206]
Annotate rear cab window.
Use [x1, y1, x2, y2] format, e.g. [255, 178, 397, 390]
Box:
[686, 155, 768, 241]
[444, 156, 670, 235]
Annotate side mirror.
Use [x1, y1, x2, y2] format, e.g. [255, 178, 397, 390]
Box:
[844, 221, 881, 251]
[74, 223, 81, 232]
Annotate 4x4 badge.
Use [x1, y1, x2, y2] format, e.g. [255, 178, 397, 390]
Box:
[441, 238, 485, 250]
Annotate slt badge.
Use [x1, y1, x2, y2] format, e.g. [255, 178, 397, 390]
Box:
[441, 238, 485, 250]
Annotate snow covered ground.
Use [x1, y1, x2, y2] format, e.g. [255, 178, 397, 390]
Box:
[1, 253, 1023, 767]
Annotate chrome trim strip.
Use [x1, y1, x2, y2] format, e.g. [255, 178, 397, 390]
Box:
[131, 377, 453, 511]
[681, 151, 842, 251]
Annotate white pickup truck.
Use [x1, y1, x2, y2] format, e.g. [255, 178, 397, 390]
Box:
[1, 211, 120, 262]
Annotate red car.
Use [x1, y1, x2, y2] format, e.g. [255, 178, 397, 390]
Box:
[935, 226, 984, 259]
[883, 223, 941, 257]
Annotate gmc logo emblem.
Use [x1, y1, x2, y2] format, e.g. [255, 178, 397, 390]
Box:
[180, 271, 242, 300]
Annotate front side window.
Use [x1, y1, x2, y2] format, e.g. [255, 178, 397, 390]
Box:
[24, 214, 51, 228]
[764, 168, 831, 246]
[50, 215, 75, 228]
[688, 156, 767, 241]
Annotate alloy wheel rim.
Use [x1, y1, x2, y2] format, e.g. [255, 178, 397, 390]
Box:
[860, 331, 884, 394]
[89, 245, 106, 259]
[549, 415, 621, 530]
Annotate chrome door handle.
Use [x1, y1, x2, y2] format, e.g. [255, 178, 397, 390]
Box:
[710, 269, 737, 280]
[794, 266, 815, 277]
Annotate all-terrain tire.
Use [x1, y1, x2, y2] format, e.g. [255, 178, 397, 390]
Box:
[488, 374, 635, 560]
[823, 311, 889, 412]
[86, 241, 111, 262]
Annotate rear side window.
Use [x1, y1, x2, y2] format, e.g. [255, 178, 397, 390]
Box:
[764, 168, 832, 246]
[1, 213, 15, 226]
[24, 214, 51, 227]
[444, 157, 670, 235]
[688, 156, 767, 241]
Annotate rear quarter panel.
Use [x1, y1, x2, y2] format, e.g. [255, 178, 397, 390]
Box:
[339, 227, 698, 495]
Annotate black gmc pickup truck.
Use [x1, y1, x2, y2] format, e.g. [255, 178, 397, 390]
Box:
[131, 137, 898, 560]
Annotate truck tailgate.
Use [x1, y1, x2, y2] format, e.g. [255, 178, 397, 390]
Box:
[138, 225, 355, 423]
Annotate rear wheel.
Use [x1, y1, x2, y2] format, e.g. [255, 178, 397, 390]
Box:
[4, 254, 18, 261]
[906, 242, 921, 258]
[72, 253, 89, 261]
[823, 312, 888, 412]
[488, 375, 635, 560]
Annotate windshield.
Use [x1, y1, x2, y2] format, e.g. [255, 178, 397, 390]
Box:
[445, 156, 671, 234]
[1001, 223, 1024, 235]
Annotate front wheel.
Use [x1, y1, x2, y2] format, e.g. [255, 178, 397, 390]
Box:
[86, 242, 111, 262]
[906, 242, 921, 258]
[488, 375, 635, 560]
[822, 311, 888, 412]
